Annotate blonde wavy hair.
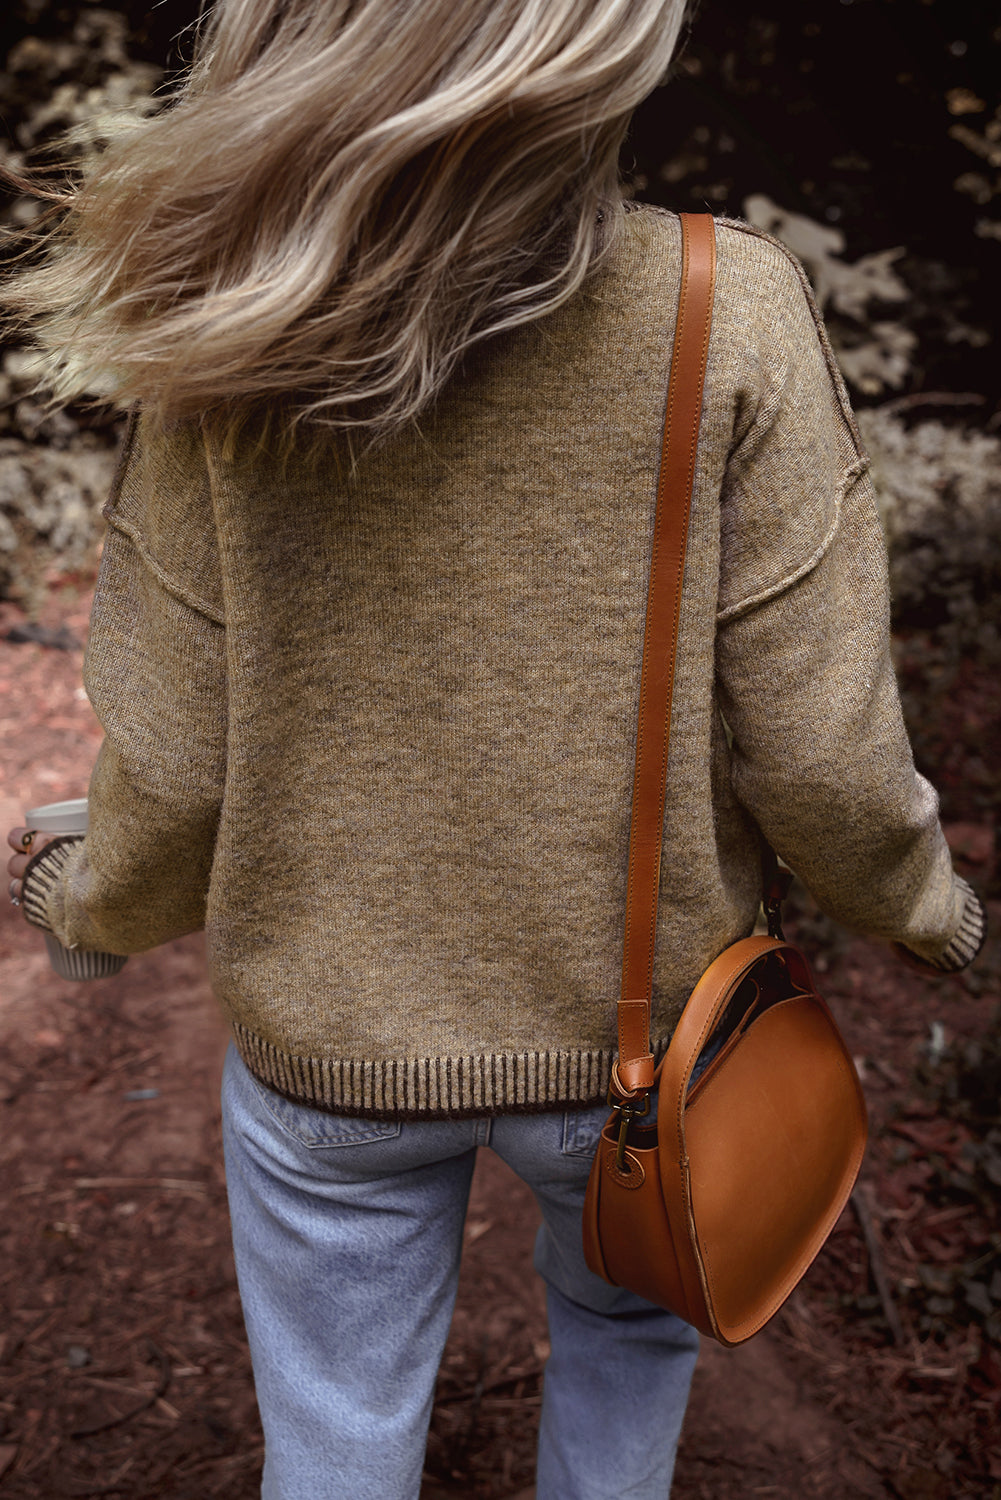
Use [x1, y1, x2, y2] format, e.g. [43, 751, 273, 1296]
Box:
[3, 0, 688, 444]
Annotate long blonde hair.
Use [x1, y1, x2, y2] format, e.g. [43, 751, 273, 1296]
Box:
[3, 0, 687, 444]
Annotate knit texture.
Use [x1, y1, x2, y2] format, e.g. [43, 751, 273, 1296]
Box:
[21, 836, 84, 936]
[896, 876, 986, 973]
[22, 207, 986, 1117]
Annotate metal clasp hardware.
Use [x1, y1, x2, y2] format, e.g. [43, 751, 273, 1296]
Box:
[764, 867, 793, 940]
[608, 1090, 650, 1172]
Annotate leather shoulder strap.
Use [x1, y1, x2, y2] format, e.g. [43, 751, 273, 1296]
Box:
[615, 212, 716, 1097]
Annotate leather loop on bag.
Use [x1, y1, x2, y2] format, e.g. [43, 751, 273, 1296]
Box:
[582, 213, 868, 1345]
[615, 1000, 655, 1094]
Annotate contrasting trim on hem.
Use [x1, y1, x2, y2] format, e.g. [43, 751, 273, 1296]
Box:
[899, 879, 987, 974]
[19, 835, 83, 936]
[933, 880, 987, 971]
[232, 1022, 671, 1121]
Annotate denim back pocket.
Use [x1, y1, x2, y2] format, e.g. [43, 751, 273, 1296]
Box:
[561, 1102, 610, 1157]
[251, 1077, 403, 1150]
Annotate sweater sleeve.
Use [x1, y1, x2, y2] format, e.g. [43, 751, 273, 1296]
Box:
[20, 414, 227, 954]
[713, 230, 985, 971]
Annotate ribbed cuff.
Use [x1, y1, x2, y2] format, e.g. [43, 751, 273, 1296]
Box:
[896, 878, 988, 974]
[20, 835, 84, 938]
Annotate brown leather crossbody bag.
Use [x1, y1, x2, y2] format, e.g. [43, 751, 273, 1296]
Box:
[581, 212, 868, 1347]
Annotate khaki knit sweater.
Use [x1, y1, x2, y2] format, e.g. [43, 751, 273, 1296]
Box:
[23, 206, 985, 1117]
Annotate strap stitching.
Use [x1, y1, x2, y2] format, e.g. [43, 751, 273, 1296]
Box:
[620, 214, 716, 1053]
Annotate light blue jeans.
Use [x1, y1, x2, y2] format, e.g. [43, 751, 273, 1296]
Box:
[221, 1043, 699, 1499]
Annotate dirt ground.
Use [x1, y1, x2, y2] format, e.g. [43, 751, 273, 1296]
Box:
[1, 573, 999, 1500]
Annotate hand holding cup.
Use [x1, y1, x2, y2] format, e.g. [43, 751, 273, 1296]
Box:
[6, 825, 42, 906]
[7, 802, 127, 979]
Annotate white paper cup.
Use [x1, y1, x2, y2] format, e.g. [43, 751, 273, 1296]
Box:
[23, 799, 128, 981]
[24, 798, 90, 836]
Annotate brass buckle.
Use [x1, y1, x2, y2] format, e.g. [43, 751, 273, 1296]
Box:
[608, 1090, 650, 1172]
[764, 867, 793, 940]
[764, 895, 785, 940]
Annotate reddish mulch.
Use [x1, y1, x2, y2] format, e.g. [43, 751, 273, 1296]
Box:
[1, 572, 998, 1499]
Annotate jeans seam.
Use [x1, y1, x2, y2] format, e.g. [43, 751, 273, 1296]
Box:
[561, 1104, 607, 1158]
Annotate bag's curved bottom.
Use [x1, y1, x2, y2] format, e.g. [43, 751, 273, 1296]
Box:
[583, 942, 868, 1346]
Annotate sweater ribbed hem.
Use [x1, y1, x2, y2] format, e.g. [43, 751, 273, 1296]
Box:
[899, 880, 987, 974]
[20, 835, 84, 936]
[233, 1022, 672, 1120]
[931, 882, 987, 970]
